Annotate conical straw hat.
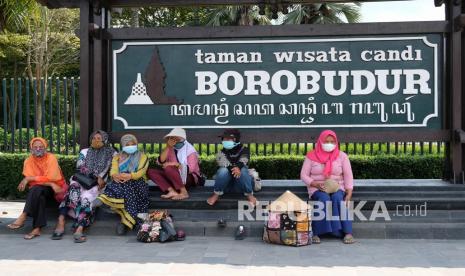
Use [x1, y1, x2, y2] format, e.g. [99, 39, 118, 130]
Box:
[268, 190, 310, 212]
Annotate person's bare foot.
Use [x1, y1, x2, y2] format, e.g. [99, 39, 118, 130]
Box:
[172, 192, 189, 201]
[207, 194, 220, 206]
[8, 213, 27, 229]
[246, 195, 257, 206]
[161, 191, 179, 199]
[24, 227, 41, 240]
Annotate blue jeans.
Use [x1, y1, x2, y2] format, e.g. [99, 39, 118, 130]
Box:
[213, 167, 253, 196]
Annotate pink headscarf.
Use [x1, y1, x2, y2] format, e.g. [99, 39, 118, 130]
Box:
[306, 130, 340, 178]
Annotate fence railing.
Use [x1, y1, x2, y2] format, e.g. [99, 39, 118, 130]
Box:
[1, 77, 79, 155]
[1, 77, 445, 156]
[121, 142, 445, 156]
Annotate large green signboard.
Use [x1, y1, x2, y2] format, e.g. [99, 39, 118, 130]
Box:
[112, 35, 442, 131]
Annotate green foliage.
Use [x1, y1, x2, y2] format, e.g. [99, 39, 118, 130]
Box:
[284, 3, 362, 24]
[204, 6, 271, 26]
[0, 153, 444, 199]
[111, 7, 212, 27]
[0, 0, 37, 32]
[0, 33, 30, 76]
[0, 124, 79, 152]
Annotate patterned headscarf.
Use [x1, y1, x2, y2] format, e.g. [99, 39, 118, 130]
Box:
[119, 134, 141, 173]
[81, 130, 115, 176]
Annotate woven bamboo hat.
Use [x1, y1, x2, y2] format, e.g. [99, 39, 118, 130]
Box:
[164, 128, 186, 140]
[268, 190, 310, 212]
[324, 179, 340, 194]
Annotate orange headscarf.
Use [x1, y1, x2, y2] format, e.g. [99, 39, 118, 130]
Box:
[23, 137, 65, 189]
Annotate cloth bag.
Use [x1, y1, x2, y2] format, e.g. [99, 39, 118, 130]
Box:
[263, 190, 312, 246]
[137, 210, 177, 243]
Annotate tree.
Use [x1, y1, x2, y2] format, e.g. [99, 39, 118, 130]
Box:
[111, 7, 211, 27]
[24, 6, 79, 133]
[284, 3, 361, 24]
[0, 33, 29, 76]
[205, 5, 271, 26]
[0, 0, 36, 32]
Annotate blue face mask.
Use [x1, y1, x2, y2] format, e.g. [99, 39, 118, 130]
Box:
[174, 141, 185, 150]
[122, 145, 138, 154]
[222, 141, 239, 150]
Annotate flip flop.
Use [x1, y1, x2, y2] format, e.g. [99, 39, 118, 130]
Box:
[7, 223, 24, 230]
[312, 236, 321, 244]
[217, 218, 227, 228]
[24, 233, 40, 240]
[235, 225, 246, 240]
[343, 235, 356, 244]
[73, 233, 87, 243]
[51, 231, 64, 240]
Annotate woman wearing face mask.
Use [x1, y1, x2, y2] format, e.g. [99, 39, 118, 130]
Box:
[93, 134, 149, 235]
[300, 130, 355, 244]
[207, 129, 257, 206]
[7, 137, 67, 240]
[147, 128, 201, 201]
[52, 130, 116, 243]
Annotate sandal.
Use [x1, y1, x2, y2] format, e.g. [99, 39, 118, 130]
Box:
[51, 231, 64, 240]
[7, 223, 24, 230]
[343, 234, 356, 244]
[24, 233, 40, 240]
[312, 235, 321, 244]
[73, 233, 87, 243]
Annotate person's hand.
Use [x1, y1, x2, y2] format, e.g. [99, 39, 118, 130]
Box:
[166, 138, 177, 148]
[49, 183, 63, 194]
[97, 177, 106, 190]
[231, 167, 241, 178]
[119, 173, 132, 183]
[112, 174, 123, 183]
[162, 162, 179, 168]
[17, 178, 28, 192]
[344, 192, 353, 207]
[312, 180, 326, 192]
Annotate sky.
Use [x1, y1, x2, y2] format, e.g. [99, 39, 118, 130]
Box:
[360, 0, 445, 22]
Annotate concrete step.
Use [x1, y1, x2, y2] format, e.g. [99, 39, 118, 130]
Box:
[145, 179, 465, 211]
[1, 207, 465, 239]
[194, 179, 465, 192]
[2, 180, 464, 239]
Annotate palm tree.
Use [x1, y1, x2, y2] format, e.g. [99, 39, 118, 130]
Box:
[0, 0, 37, 32]
[205, 5, 271, 26]
[284, 3, 361, 25]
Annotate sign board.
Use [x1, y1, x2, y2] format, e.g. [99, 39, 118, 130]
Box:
[112, 35, 442, 131]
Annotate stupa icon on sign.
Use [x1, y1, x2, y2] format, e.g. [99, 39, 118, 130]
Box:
[124, 73, 154, 105]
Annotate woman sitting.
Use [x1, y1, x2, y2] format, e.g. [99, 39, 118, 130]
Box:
[52, 130, 116, 243]
[300, 130, 355, 244]
[7, 137, 67, 240]
[147, 128, 201, 201]
[93, 134, 149, 235]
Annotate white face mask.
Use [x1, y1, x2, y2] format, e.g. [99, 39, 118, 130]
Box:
[322, 143, 336, 152]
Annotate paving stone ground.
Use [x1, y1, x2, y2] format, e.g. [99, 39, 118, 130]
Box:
[1, 200, 465, 275]
[0, 234, 465, 275]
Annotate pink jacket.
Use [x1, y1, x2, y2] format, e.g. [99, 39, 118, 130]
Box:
[300, 151, 354, 197]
